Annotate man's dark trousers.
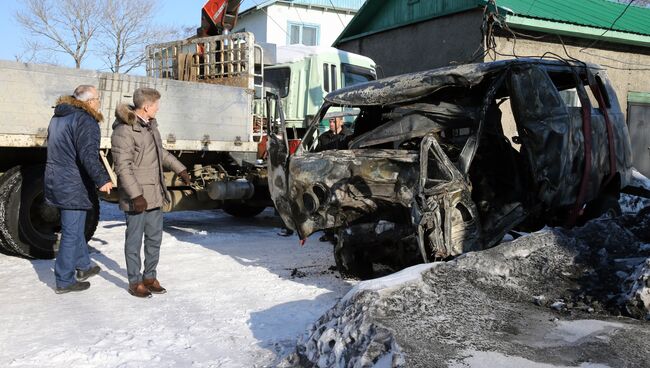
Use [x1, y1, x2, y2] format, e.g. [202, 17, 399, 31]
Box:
[124, 208, 163, 284]
[54, 209, 92, 288]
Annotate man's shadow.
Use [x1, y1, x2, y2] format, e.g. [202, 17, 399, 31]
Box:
[31, 238, 129, 290]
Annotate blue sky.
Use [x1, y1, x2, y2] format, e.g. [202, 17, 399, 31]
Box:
[0, 0, 258, 71]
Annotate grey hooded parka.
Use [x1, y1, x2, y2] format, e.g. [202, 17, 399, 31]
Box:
[111, 103, 186, 212]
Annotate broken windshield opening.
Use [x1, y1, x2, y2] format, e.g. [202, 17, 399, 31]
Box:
[264, 67, 290, 98]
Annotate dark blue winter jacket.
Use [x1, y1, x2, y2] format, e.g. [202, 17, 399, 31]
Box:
[44, 96, 111, 210]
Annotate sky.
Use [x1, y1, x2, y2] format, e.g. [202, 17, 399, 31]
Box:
[0, 0, 259, 72]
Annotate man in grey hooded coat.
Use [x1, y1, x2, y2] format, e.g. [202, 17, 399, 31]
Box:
[111, 87, 190, 298]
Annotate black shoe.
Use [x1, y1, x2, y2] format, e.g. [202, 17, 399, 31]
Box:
[55, 281, 90, 294]
[277, 227, 294, 237]
[76, 265, 101, 281]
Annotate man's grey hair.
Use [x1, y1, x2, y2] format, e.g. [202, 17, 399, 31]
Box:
[73, 85, 97, 102]
[133, 87, 161, 109]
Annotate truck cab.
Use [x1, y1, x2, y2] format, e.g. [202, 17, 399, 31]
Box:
[261, 45, 376, 135]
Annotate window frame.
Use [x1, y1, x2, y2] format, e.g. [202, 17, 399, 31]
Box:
[287, 21, 321, 46]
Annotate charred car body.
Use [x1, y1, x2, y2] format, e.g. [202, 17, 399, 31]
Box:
[266, 59, 634, 278]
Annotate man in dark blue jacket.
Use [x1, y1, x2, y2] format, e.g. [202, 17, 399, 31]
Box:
[45, 85, 113, 294]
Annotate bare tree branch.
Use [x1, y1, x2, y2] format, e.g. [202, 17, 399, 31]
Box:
[97, 0, 187, 74]
[14, 40, 59, 65]
[15, 0, 104, 68]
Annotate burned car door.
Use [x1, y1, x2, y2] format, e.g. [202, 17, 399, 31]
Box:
[412, 134, 482, 262]
[265, 93, 295, 230]
[508, 64, 577, 209]
[411, 71, 512, 262]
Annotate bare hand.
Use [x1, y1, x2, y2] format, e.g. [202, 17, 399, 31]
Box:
[99, 182, 113, 194]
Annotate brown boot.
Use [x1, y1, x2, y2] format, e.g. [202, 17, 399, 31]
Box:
[128, 282, 152, 298]
[143, 278, 167, 294]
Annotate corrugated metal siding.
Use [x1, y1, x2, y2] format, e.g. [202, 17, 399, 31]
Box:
[497, 0, 650, 36]
[336, 0, 650, 45]
[340, 0, 480, 41]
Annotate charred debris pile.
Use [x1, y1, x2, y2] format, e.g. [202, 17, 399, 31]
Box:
[280, 209, 650, 367]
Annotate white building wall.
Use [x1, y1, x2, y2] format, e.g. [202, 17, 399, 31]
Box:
[233, 10, 268, 42]
[241, 4, 355, 47]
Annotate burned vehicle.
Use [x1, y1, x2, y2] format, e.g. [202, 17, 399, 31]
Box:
[266, 59, 634, 278]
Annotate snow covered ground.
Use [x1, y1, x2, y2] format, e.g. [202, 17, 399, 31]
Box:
[280, 210, 650, 368]
[3, 173, 650, 368]
[0, 204, 352, 367]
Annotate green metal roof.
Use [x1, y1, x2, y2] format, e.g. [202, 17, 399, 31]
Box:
[497, 0, 650, 36]
[334, 0, 650, 47]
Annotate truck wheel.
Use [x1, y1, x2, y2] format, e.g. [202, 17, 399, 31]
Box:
[222, 203, 266, 218]
[0, 171, 19, 256]
[334, 232, 373, 279]
[0, 166, 99, 259]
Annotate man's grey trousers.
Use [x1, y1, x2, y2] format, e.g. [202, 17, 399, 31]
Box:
[124, 208, 163, 284]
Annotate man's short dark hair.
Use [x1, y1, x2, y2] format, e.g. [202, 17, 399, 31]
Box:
[133, 88, 161, 108]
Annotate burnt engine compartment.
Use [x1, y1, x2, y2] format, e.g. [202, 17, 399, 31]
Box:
[326, 81, 540, 278]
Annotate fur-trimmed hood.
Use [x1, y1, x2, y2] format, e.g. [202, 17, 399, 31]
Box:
[112, 103, 157, 129]
[113, 103, 138, 128]
[55, 95, 103, 122]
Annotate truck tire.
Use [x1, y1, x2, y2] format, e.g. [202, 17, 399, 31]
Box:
[0, 166, 99, 259]
[0, 171, 19, 256]
[222, 203, 266, 218]
[334, 232, 373, 280]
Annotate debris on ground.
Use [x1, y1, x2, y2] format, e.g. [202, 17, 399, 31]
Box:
[280, 209, 650, 367]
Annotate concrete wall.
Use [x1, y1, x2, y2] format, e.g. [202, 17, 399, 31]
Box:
[337, 9, 484, 77]
[237, 4, 356, 47]
[491, 34, 650, 112]
[491, 34, 650, 144]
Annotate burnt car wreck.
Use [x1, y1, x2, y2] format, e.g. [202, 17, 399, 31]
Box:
[267, 59, 634, 278]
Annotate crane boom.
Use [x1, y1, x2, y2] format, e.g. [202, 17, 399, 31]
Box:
[198, 0, 243, 37]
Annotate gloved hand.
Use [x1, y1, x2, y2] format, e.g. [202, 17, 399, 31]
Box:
[179, 170, 191, 185]
[132, 195, 148, 213]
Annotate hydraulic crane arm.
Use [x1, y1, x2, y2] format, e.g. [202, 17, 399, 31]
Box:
[198, 0, 243, 37]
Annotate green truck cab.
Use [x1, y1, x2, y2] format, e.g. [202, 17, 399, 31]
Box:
[261, 45, 376, 135]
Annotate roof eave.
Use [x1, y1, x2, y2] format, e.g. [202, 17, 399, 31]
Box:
[506, 14, 650, 49]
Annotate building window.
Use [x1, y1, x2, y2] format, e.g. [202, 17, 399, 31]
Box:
[288, 22, 320, 46]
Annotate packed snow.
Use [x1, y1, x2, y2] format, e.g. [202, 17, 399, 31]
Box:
[0, 204, 353, 367]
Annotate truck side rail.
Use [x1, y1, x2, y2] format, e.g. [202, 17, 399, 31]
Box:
[146, 32, 257, 91]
